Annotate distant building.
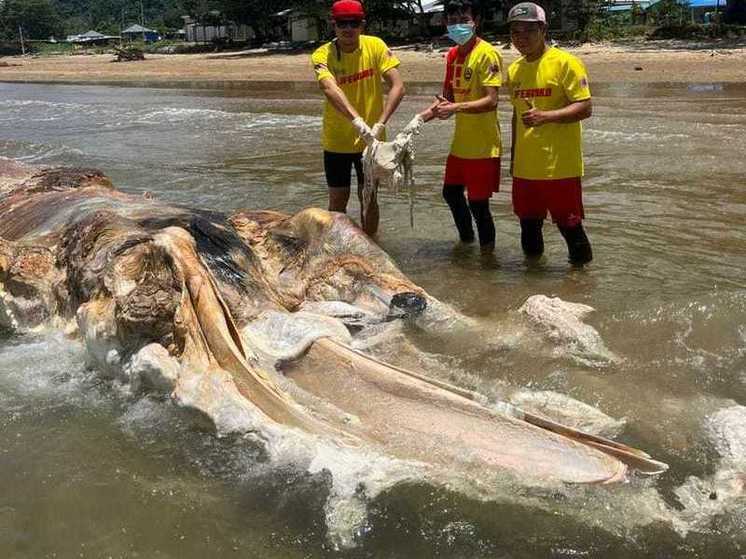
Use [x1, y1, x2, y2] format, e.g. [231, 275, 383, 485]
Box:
[272, 8, 319, 42]
[182, 17, 254, 43]
[610, 0, 723, 23]
[67, 30, 119, 45]
[122, 24, 160, 43]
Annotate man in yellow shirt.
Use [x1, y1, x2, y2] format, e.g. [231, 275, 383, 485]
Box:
[507, 2, 593, 265]
[311, 0, 405, 236]
[432, 0, 503, 254]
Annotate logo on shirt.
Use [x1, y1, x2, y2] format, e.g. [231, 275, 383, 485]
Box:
[579, 76, 589, 88]
[514, 87, 553, 99]
[464, 67, 473, 81]
[314, 63, 328, 73]
[337, 68, 375, 85]
[488, 63, 500, 77]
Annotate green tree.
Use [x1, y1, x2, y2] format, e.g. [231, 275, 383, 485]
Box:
[1, 0, 62, 41]
[559, 0, 609, 40]
[649, 0, 690, 26]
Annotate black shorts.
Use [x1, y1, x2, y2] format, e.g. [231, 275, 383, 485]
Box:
[324, 151, 364, 189]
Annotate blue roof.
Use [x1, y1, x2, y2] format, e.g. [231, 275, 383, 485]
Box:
[605, 0, 653, 11]
[645, 0, 723, 8]
[685, 0, 722, 7]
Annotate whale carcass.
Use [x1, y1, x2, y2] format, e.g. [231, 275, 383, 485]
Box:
[0, 158, 667, 485]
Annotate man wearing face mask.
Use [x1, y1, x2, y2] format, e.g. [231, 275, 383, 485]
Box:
[507, 2, 593, 265]
[431, 0, 503, 254]
[310, 0, 405, 237]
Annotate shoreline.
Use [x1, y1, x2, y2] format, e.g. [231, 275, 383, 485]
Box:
[2, 41, 746, 88]
[0, 77, 746, 100]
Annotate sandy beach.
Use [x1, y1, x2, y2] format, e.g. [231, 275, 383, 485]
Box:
[2, 40, 746, 88]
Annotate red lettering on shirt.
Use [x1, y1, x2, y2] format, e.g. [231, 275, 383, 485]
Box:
[337, 68, 375, 85]
[513, 88, 553, 99]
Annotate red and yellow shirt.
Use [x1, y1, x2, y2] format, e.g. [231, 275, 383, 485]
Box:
[311, 35, 400, 153]
[444, 38, 503, 159]
[508, 47, 591, 180]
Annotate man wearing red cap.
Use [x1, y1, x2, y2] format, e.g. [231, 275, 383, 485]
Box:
[311, 0, 405, 236]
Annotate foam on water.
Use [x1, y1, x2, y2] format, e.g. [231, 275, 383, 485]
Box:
[0, 139, 86, 164]
[586, 129, 690, 143]
[2, 82, 745, 554]
[0, 319, 736, 551]
[0, 332, 92, 406]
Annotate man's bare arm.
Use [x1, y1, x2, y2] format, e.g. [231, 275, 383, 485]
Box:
[319, 77, 360, 121]
[433, 86, 498, 119]
[379, 68, 405, 125]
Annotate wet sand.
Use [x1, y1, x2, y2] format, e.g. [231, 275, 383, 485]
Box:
[1, 40, 746, 88]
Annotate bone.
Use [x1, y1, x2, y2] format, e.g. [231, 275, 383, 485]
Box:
[509, 390, 626, 438]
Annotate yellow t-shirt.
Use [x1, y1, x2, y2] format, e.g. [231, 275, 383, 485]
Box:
[508, 47, 591, 180]
[444, 39, 503, 159]
[311, 35, 400, 154]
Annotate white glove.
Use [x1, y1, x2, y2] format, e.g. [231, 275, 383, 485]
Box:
[352, 116, 375, 145]
[371, 122, 385, 140]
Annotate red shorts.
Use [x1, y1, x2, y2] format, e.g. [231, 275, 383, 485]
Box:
[444, 155, 501, 201]
[512, 177, 585, 228]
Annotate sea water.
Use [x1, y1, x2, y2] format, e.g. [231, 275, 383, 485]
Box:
[0, 81, 745, 558]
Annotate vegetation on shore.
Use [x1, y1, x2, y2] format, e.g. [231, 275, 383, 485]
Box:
[0, 0, 744, 56]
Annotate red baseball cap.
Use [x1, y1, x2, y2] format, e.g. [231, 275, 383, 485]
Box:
[331, 0, 365, 19]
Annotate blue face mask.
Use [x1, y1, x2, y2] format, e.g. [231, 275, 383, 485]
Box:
[447, 23, 475, 45]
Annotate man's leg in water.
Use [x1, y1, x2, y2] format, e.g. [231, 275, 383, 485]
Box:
[443, 184, 475, 243]
[559, 224, 593, 264]
[462, 158, 500, 254]
[324, 151, 354, 213]
[468, 198, 496, 253]
[443, 155, 475, 242]
[549, 178, 592, 265]
[520, 218, 545, 257]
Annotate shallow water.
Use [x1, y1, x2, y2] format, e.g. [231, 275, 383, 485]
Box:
[0, 81, 745, 558]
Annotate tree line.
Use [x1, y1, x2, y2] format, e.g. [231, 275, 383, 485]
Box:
[1, 0, 744, 43]
[0, 0, 433, 41]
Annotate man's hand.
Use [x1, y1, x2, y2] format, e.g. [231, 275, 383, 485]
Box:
[352, 116, 376, 145]
[521, 107, 550, 127]
[418, 97, 444, 123]
[371, 122, 385, 140]
[433, 97, 459, 120]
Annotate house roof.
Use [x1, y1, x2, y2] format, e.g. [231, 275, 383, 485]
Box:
[79, 30, 106, 38]
[606, 0, 653, 11]
[122, 24, 157, 34]
[422, 0, 444, 13]
[685, 0, 723, 7]
[645, 0, 723, 8]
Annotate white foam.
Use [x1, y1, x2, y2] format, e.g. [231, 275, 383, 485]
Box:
[706, 405, 746, 466]
[0, 332, 95, 406]
[518, 295, 620, 366]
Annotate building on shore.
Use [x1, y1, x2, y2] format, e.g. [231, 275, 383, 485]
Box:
[66, 30, 119, 45]
[182, 16, 254, 43]
[122, 24, 160, 43]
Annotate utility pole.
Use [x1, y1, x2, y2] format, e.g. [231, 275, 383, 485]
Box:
[140, 0, 144, 25]
[18, 25, 25, 55]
